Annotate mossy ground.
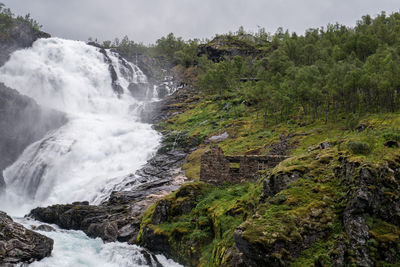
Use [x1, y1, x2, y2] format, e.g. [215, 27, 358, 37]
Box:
[138, 181, 262, 266]
[141, 92, 400, 266]
[161, 92, 400, 180]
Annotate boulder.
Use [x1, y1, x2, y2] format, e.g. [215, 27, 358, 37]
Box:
[0, 211, 53, 265]
[208, 132, 229, 143]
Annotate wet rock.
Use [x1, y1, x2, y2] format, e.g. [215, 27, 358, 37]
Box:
[155, 84, 170, 99]
[72, 201, 89, 206]
[128, 83, 149, 100]
[31, 224, 56, 232]
[138, 247, 163, 267]
[87, 222, 119, 242]
[152, 199, 172, 225]
[141, 86, 195, 124]
[0, 211, 53, 265]
[140, 226, 172, 258]
[29, 204, 109, 232]
[118, 224, 139, 243]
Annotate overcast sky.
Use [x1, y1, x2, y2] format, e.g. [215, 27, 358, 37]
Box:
[2, 0, 400, 44]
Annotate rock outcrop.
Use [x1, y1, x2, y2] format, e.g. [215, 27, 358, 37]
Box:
[198, 34, 259, 62]
[0, 211, 53, 265]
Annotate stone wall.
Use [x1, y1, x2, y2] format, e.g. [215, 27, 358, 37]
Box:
[200, 146, 231, 184]
[200, 146, 288, 184]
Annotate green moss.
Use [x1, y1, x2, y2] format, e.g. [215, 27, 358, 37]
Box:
[182, 147, 208, 180]
[138, 182, 259, 266]
[369, 219, 400, 243]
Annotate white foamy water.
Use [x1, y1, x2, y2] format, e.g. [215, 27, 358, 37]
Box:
[0, 38, 181, 266]
[16, 218, 181, 267]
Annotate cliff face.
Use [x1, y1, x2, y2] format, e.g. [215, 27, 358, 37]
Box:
[0, 83, 66, 189]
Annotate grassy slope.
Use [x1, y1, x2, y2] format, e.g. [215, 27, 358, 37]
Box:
[139, 92, 400, 266]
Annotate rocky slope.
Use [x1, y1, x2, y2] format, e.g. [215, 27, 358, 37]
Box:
[0, 211, 53, 265]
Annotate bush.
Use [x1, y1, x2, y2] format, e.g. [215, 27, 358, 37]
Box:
[345, 114, 360, 131]
[347, 140, 372, 155]
[383, 131, 400, 142]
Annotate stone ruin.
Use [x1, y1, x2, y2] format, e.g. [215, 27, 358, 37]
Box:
[200, 146, 288, 184]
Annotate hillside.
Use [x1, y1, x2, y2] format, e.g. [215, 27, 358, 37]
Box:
[129, 12, 400, 267]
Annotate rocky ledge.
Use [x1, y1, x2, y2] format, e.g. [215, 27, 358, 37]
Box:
[0, 211, 53, 265]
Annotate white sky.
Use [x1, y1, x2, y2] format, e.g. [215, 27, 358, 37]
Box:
[2, 0, 400, 44]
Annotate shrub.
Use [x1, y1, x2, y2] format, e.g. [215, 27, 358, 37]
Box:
[383, 131, 400, 142]
[347, 140, 372, 155]
[345, 114, 360, 131]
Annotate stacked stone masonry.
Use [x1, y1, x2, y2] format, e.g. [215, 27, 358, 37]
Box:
[200, 146, 288, 184]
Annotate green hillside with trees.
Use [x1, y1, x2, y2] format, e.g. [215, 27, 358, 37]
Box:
[108, 11, 400, 266]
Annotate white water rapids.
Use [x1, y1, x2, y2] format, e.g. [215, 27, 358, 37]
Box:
[0, 38, 181, 266]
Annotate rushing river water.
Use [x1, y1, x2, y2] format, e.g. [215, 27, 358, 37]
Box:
[0, 38, 181, 266]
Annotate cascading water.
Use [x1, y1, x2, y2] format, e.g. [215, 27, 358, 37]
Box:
[0, 38, 181, 266]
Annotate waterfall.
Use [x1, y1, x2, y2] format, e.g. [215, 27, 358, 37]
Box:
[0, 37, 182, 266]
[0, 37, 160, 214]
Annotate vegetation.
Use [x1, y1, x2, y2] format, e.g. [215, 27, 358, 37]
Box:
[125, 11, 400, 266]
[138, 181, 261, 266]
[0, 3, 42, 39]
